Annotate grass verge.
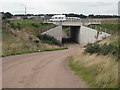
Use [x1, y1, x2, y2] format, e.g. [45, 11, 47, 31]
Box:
[68, 54, 118, 88]
[2, 47, 68, 57]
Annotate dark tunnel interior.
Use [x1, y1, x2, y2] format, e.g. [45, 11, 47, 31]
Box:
[62, 26, 80, 44]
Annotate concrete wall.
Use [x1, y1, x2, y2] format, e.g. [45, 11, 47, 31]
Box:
[42, 25, 110, 45]
[42, 26, 63, 42]
[69, 26, 97, 44]
[80, 26, 97, 44]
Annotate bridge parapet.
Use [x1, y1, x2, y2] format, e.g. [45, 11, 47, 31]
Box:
[47, 21, 101, 26]
[46, 19, 101, 26]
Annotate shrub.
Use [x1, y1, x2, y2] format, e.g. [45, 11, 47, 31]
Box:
[84, 43, 101, 54]
[84, 43, 119, 60]
[38, 34, 63, 46]
[3, 19, 10, 24]
[42, 23, 48, 25]
[10, 22, 21, 30]
[101, 43, 115, 55]
[31, 23, 39, 27]
[115, 41, 120, 60]
[39, 22, 45, 25]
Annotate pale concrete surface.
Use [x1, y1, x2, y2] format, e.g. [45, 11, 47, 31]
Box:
[80, 26, 97, 44]
[97, 32, 110, 41]
[47, 18, 117, 25]
[62, 30, 68, 38]
[49, 21, 101, 26]
[42, 26, 63, 42]
[80, 26, 110, 44]
[2, 44, 87, 88]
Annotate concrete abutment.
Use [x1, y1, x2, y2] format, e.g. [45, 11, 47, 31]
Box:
[42, 25, 110, 45]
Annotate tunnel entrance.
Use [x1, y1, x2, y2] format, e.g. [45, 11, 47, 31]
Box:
[62, 38, 75, 44]
[62, 26, 81, 44]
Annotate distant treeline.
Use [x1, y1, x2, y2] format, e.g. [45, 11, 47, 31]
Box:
[1, 12, 119, 19]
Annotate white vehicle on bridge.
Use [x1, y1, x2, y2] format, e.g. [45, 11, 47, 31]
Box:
[50, 15, 66, 22]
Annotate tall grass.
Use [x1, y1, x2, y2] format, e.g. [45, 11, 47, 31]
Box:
[68, 54, 118, 88]
[68, 23, 119, 88]
[88, 24, 119, 35]
[84, 43, 119, 60]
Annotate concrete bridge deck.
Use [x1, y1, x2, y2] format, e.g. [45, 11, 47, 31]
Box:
[45, 19, 101, 26]
[44, 18, 118, 26]
[50, 21, 101, 26]
[43, 19, 110, 44]
[42, 25, 110, 45]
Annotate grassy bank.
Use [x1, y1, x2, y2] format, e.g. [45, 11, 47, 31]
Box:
[87, 23, 119, 35]
[68, 23, 119, 88]
[68, 54, 118, 88]
[2, 19, 66, 57]
[2, 47, 68, 57]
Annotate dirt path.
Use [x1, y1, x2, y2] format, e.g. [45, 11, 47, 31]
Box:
[2, 43, 87, 88]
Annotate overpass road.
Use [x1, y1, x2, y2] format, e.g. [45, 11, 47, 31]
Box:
[2, 43, 87, 88]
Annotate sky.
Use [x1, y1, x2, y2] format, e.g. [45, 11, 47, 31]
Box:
[0, 0, 120, 15]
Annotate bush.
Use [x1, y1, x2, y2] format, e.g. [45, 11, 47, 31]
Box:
[42, 23, 48, 25]
[101, 43, 115, 55]
[84, 43, 101, 54]
[84, 43, 119, 60]
[38, 34, 63, 46]
[31, 23, 39, 27]
[115, 41, 120, 60]
[10, 22, 21, 30]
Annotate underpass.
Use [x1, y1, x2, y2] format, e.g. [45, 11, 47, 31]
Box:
[42, 23, 110, 45]
[2, 19, 111, 88]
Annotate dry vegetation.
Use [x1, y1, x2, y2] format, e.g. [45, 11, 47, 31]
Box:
[68, 53, 118, 88]
[68, 23, 119, 88]
[2, 19, 66, 57]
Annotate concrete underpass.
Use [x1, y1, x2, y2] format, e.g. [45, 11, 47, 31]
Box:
[42, 25, 110, 45]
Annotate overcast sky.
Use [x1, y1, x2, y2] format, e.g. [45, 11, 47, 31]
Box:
[0, 0, 119, 15]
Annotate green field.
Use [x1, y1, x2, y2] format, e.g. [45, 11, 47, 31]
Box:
[88, 23, 119, 35]
[7, 20, 56, 36]
[88, 23, 119, 48]
[98, 23, 118, 31]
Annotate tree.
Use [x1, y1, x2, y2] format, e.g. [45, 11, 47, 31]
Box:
[79, 14, 87, 18]
[88, 14, 94, 18]
[4, 12, 12, 18]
